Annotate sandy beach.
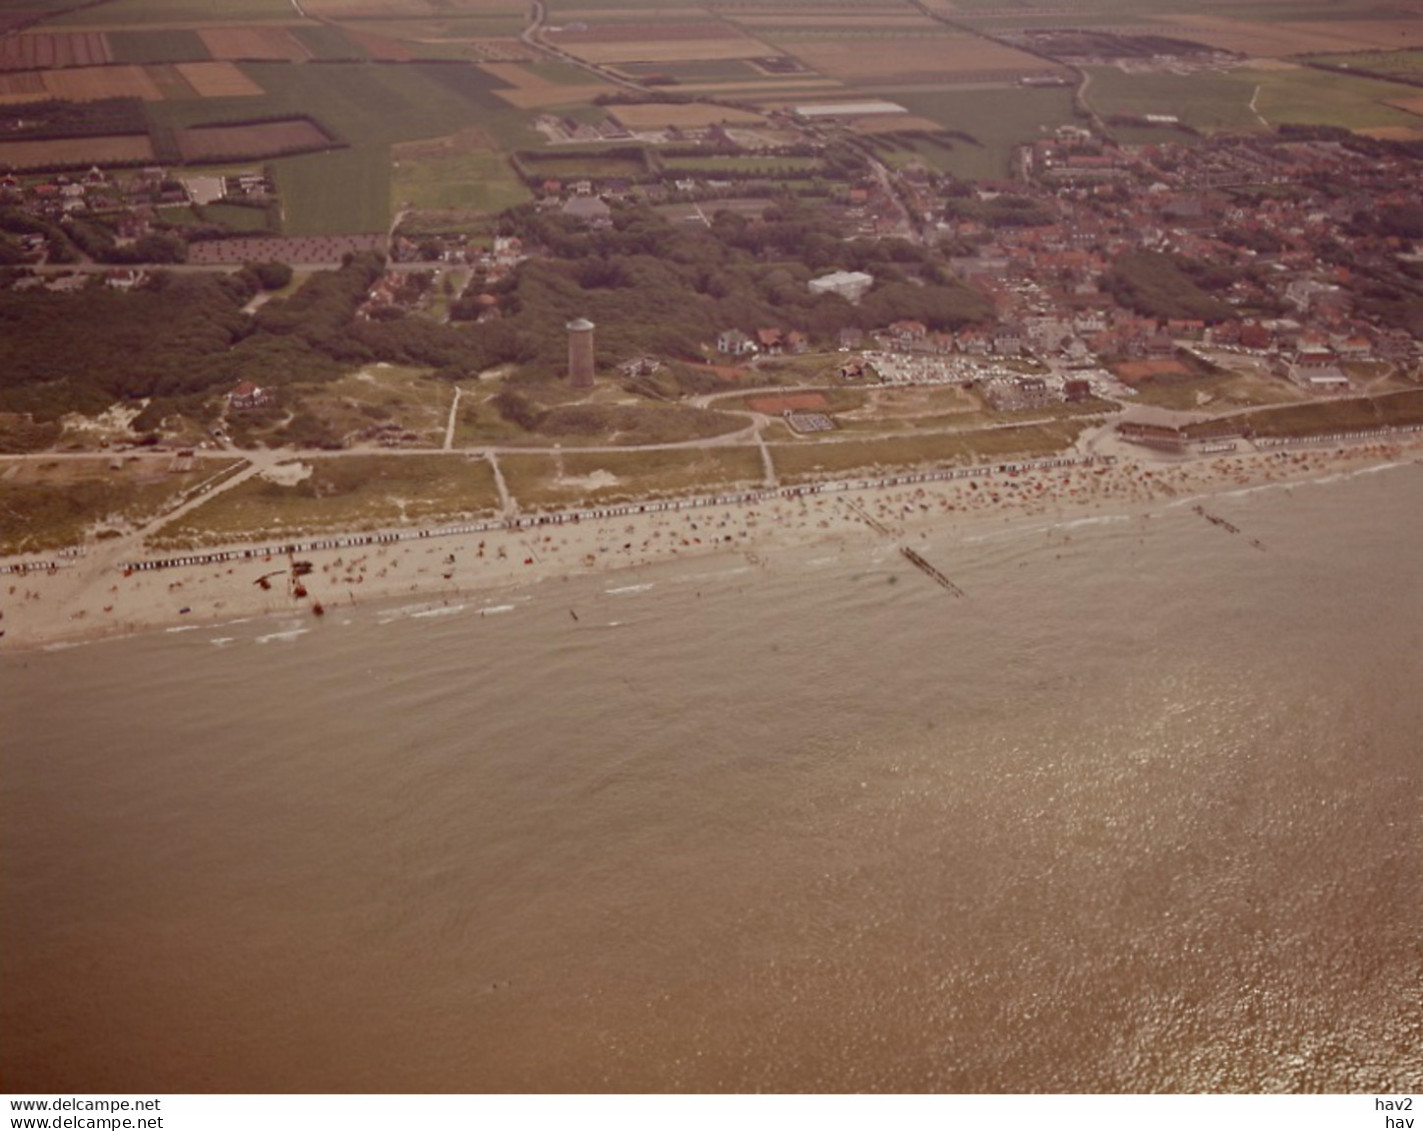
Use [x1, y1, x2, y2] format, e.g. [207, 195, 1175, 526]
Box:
[3, 438, 1419, 654]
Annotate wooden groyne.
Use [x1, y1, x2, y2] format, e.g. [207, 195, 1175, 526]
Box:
[900, 547, 967, 598]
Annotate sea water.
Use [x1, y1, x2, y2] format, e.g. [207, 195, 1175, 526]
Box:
[3, 464, 1420, 1092]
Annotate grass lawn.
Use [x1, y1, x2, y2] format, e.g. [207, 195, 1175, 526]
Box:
[152, 454, 502, 549]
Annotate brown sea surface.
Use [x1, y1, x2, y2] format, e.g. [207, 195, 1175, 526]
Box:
[3, 463, 1421, 1092]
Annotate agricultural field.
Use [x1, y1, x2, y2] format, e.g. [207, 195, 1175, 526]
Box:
[765, 32, 1061, 87]
[0, 32, 112, 69]
[515, 149, 649, 180]
[605, 102, 766, 129]
[0, 74, 48, 105]
[144, 60, 536, 233]
[27, 64, 165, 102]
[1084, 66, 1264, 133]
[562, 37, 778, 65]
[199, 201, 276, 232]
[196, 27, 314, 62]
[287, 25, 371, 61]
[1086, 63, 1423, 135]
[393, 149, 532, 213]
[1153, 14, 1423, 58]
[886, 86, 1081, 179]
[174, 118, 337, 162]
[0, 134, 155, 169]
[480, 60, 614, 108]
[618, 57, 767, 81]
[1252, 66, 1423, 132]
[106, 29, 211, 64]
[1312, 50, 1423, 79]
[173, 61, 266, 98]
[46, 0, 300, 24]
[46, 0, 300, 25]
[660, 153, 823, 174]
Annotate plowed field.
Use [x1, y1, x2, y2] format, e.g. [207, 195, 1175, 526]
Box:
[174, 118, 333, 161]
[0, 32, 111, 69]
[175, 61, 265, 97]
[0, 135, 155, 169]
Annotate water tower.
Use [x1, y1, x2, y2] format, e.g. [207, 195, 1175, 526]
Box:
[567, 317, 595, 388]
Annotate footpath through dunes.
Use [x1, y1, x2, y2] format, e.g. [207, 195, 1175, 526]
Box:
[3, 437, 1419, 652]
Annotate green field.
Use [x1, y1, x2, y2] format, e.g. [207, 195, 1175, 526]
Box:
[661, 154, 823, 175]
[106, 29, 209, 64]
[524, 61, 607, 86]
[48, 0, 298, 23]
[1252, 67, 1423, 132]
[1084, 68, 1261, 133]
[621, 58, 765, 81]
[1086, 64, 1423, 135]
[289, 25, 371, 61]
[883, 87, 1080, 179]
[1311, 50, 1423, 78]
[202, 201, 276, 232]
[517, 151, 649, 180]
[146, 61, 535, 233]
[393, 152, 532, 214]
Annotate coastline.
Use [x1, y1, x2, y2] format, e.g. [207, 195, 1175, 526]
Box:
[3, 438, 1419, 654]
